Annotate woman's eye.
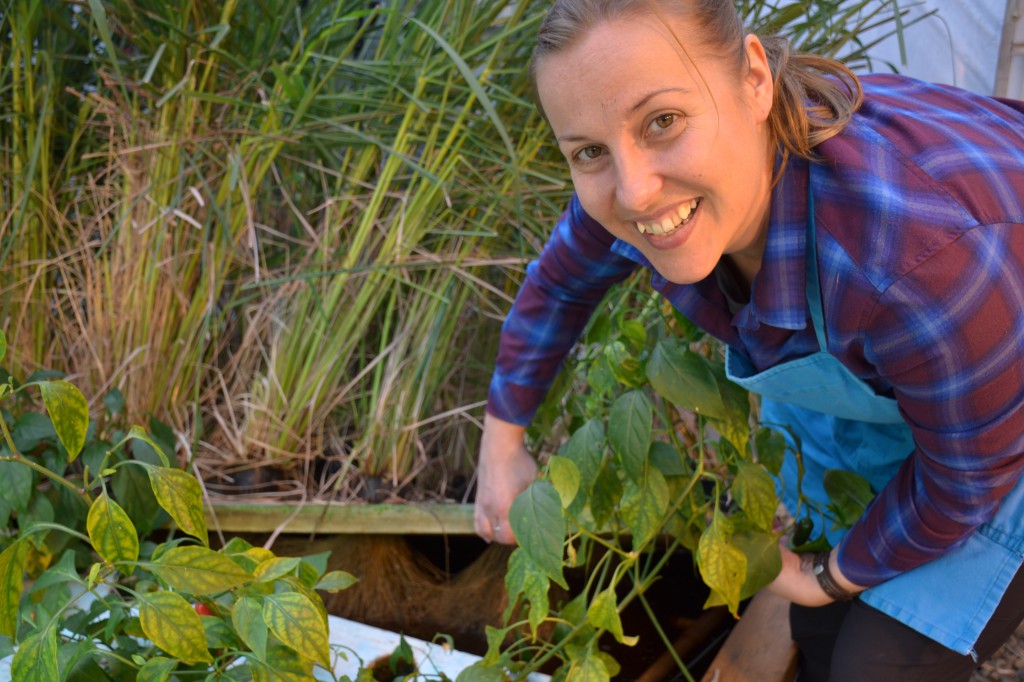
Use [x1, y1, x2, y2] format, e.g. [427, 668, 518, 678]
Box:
[651, 114, 675, 131]
[575, 145, 604, 162]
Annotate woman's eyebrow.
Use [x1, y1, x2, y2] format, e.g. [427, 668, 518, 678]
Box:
[630, 87, 691, 113]
[554, 86, 693, 144]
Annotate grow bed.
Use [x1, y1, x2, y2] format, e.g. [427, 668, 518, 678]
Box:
[256, 530, 740, 681]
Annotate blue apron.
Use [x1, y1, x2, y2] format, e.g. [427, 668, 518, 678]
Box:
[725, 179, 1024, 658]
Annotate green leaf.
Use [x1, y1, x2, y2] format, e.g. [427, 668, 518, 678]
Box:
[257, 643, 316, 681]
[620, 467, 669, 547]
[524, 568, 550, 635]
[754, 426, 787, 476]
[11, 412, 57, 454]
[649, 441, 687, 477]
[138, 590, 213, 664]
[0, 330, 6, 363]
[647, 341, 727, 419]
[608, 390, 652, 483]
[0, 460, 34, 513]
[39, 380, 89, 462]
[588, 457, 623, 531]
[87, 492, 139, 575]
[26, 549, 78, 594]
[102, 388, 125, 417]
[547, 455, 580, 509]
[112, 463, 164, 537]
[262, 592, 331, 669]
[503, 547, 529, 602]
[11, 626, 58, 681]
[697, 514, 747, 617]
[129, 426, 170, 467]
[456, 662, 507, 682]
[232, 596, 268, 660]
[137, 656, 177, 682]
[732, 529, 783, 600]
[563, 419, 605, 499]
[482, 625, 509, 666]
[0, 540, 28, 637]
[315, 570, 358, 592]
[604, 340, 646, 387]
[587, 588, 635, 646]
[733, 461, 779, 532]
[509, 480, 567, 589]
[824, 469, 875, 528]
[389, 634, 415, 674]
[146, 466, 209, 546]
[147, 546, 252, 595]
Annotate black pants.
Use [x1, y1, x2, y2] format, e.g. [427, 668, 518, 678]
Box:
[791, 563, 1024, 682]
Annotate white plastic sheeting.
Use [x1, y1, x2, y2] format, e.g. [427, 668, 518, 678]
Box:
[854, 0, 1006, 96]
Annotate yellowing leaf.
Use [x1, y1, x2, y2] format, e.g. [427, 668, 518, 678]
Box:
[11, 626, 58, 681]
[39, 380, 89, 462]
[697, 515, 747, 617]
[146, 466, 208, 546]
[734, 461, 778, 532]
[147, 546, 252, 595]
[253, 556, 301, 583]
[138, 590, 213, 664]
[315, 570, 358, 592]
[587, 588, 633, 645]
[547, 456, 580, 509]
[262, 592, 331, 668]
[566, 652, 610, 682]
[87, 492, 139, 575]
[0, 540, 28, 637]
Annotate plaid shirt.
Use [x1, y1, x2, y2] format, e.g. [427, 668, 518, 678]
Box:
[487, 74, 1024, 586]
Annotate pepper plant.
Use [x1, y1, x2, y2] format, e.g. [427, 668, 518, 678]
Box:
[458, 277, 878, 681]
[0, 330, 367, 681]
[458, 283, 790, 682]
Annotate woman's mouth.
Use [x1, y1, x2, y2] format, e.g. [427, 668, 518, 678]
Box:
[635, 198, 700, 236]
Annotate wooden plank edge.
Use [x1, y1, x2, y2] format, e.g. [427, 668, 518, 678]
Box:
[205, 501, 476, 535]
[700, 591, 798, 682]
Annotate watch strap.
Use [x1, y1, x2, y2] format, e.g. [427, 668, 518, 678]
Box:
[813, 551, 856, 602]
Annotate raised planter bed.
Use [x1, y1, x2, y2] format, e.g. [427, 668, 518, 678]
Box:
[206, 501, 475, 535]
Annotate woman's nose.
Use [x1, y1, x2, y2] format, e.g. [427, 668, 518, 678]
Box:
[614, 148, 662, 214]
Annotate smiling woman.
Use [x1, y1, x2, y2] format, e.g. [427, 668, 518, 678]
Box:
[532, 15, 775, 286]
[474, 0, 1024, 681]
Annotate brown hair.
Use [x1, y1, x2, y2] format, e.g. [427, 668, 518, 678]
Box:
[529, 0, 863, 173]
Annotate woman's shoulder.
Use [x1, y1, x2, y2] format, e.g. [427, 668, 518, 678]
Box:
[810, 75, 1024, 288]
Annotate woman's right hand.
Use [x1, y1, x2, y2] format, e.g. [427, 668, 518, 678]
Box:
[473, 413, 538, 545]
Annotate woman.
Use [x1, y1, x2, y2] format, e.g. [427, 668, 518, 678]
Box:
[473, 0, 1024, 680]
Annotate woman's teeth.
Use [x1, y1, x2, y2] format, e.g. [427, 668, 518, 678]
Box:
[636, 199, 699, 236]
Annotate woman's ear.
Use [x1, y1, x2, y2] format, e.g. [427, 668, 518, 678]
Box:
[742, 34, 774, 123]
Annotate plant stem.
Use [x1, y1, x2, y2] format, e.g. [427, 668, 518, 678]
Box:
[0, 410, 89, 502]
[638, 592, 697, 682]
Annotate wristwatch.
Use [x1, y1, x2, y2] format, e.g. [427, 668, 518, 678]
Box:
[812, 550, 857, 602]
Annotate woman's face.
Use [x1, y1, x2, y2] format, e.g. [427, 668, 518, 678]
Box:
[535, 14, 776, 285]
